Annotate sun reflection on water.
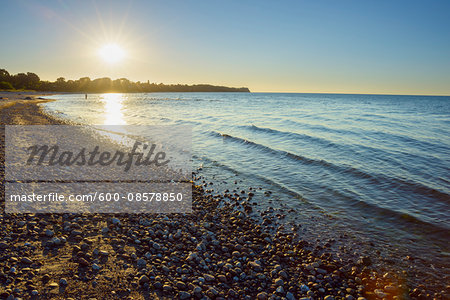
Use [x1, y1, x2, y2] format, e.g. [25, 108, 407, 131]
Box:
[102, 93, 126, 125]
[93, 93, 132, 146]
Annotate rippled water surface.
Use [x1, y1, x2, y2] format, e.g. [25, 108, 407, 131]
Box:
[43, 92, 450, 265]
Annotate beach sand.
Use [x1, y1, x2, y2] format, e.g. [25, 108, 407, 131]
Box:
[0, 92, 441, 299]
[0, 92, 57, 125]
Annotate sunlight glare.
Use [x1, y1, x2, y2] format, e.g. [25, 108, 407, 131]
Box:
[98, 44, 125, 64]
[103, 93, 126, 125]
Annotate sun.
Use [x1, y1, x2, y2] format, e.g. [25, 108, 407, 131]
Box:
[98, 43, 125, 64]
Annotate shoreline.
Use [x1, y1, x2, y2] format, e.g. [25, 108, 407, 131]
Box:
[0, 92, 446, 299]
[0, 92, 58, 125]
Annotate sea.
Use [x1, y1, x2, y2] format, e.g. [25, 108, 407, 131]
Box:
[43, 92, 450, 283]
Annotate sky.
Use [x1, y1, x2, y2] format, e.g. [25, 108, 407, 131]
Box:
[1, 0, 449, 95]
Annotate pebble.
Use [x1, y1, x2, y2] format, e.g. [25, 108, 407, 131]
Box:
[45, 229, 54, 237]
[358, 256, 372, 266]
[257, 292, 268, 300]
[207, 287, 218, 296]
[204, 274, 215, 282]
[276, 286, 285, 294]
[0, 180, 438, 299]
[187, 252, 198, 261]
[249, 261, 262, 270]
[176, 281, 186, 289]
[71, 230, 82, 236]
[374, 289, 387, 298]
[279, 270, 288, 279]
[179, 291, 191, 299]
[138, 275, 149, 285]
[21, 257, 32, 264]
[50, 237, 61, 245]
[274, 278, 284, 286]
[300, 284, 310, 292]
[81, 243, 90, 251]
[193, 286, 202, 295]
[384, 285, 396, 293]
[136, 258, 146, 268]
[78, 258, 89, 267]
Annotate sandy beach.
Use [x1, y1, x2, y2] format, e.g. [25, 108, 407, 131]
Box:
[0, 92, 445, 299]
[0, 92, 57, 125]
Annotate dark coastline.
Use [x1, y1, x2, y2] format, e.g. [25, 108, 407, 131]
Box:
[0, 97, 446, 299]
[0, 68, 250, 93]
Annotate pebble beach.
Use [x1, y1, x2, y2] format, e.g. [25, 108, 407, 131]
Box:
[0, 93, 448, 299]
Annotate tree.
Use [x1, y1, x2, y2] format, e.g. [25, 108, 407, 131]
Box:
[77, 77, 91, 92]
[12, 73, 28, 89]
[25, 72, 40, 89]
[0, 67, 250, 93]
[55, 77, 66, 91]
[91, 77, 112, 92]
[0, 81, 14, 90]
[0, 69, 10, 82]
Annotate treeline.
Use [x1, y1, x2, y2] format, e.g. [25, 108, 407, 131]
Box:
[0, 68, 250, 93]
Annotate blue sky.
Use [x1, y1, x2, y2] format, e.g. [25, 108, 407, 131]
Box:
[1, 0, 449, 94]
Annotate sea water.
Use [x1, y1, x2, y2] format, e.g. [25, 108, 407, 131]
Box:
[43, 92, 450, 280]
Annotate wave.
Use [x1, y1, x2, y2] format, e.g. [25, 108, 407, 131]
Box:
[211, 131, 450, 203]
[242, 124, 346, 151]
[204, 131, 450, 236]
[281, 118, 450, 156]
[192, 154, 319, 208]
[350, 192, 450, 235]
[321, 182, 449, 229]
[242, 124, 449, 181]
[242, 124, 402, 161]
[325, 184, 450, 238]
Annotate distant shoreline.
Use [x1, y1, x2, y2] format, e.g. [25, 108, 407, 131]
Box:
[0, 68, 250, 93]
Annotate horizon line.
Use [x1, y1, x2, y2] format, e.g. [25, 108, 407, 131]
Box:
[46, 90, 450, 97]
[252, 91, 450, 97]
